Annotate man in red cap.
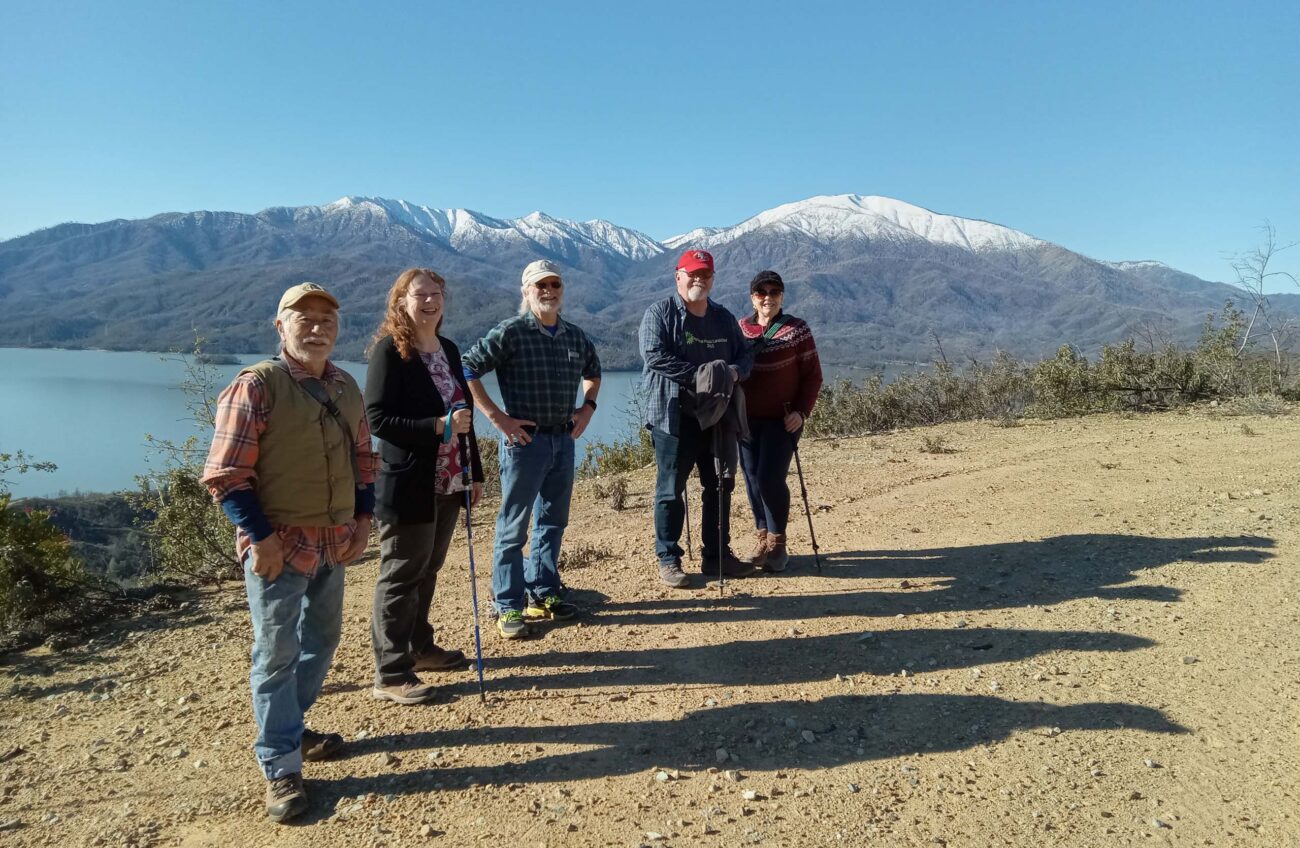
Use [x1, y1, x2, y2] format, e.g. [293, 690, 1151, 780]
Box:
[638, 249, 754, 587]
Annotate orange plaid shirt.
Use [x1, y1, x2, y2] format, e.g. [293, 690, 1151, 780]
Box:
[202, 354, 378, 576]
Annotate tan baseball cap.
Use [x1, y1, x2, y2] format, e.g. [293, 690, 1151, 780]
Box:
[521, 259, 563, 288]
[278, 282, 340, 313]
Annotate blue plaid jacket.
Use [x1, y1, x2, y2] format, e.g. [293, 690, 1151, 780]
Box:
[638, 295, 752, 436]
[462, 312, 601, 428]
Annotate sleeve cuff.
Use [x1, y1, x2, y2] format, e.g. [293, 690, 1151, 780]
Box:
[220, 489, 275, 542]
[355, 483, 376, 518]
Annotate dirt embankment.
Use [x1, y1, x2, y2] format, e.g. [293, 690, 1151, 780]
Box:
[2, 409, 1298, 847]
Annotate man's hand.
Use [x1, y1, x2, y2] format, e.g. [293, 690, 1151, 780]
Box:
[490, 411, 536, 446]
[340, 516, 372, 564]
[570, 403, 595, 439]
[471, 482, 483, 508]
[448, 407, 473, 435]
[783, 410, 804, 433]
[250, 533, 285, 582]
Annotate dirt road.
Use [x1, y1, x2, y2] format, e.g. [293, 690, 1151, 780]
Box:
[2, 409, 1297, 847]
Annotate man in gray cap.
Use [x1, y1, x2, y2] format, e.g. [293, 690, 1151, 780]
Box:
[462, 260, 602, 639]
[202, 282, 377, 823]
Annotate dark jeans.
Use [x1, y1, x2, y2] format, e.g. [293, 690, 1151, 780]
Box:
[371, 493, 463, 685]
[739, 417, 801, 535]
[651, 417, 735, 565]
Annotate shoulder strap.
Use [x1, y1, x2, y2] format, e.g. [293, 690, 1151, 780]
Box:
[273, 358, 362, 485]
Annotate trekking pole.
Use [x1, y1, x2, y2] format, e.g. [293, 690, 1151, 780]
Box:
[454, 409, 487, 704]
[682, 483, 693, 562]
[785, 403, 822, 573]
[715, 455, 726, 597]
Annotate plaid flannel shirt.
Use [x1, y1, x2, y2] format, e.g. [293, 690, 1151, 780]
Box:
[202, 355, 378, 577]
[461, 312, 601, 427]
[638, 295, 752, 436]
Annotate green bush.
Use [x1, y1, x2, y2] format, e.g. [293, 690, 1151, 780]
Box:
[131, 452, 241, 586]
[0, 492, 91, 634]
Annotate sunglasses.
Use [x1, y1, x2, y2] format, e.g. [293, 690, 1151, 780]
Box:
[753, 287, 783, 297]
[531, 280, 563, 290]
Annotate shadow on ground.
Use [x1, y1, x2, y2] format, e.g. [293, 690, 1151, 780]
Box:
[302, 692, 1187, 817]
[589, 533, 1274, 627]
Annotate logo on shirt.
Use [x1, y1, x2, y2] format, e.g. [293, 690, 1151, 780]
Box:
[685, 330, 727, 349]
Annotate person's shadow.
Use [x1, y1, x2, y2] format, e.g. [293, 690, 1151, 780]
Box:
[304, 692, 1187, 817]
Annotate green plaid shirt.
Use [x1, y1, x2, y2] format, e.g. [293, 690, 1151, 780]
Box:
[461, 312, 601, 427]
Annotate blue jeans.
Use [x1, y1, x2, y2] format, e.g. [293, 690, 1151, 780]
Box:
[651, 417, 734, 565]
[739, 418, 800, 534]
[243, 560, 345, 779]
[492, 432, 574, 613]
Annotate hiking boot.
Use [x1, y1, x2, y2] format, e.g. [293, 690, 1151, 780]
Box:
[301, 728, 344, 761]
[496, 610, 529, 639]
[748, 529, 770, 568]
[658, 561, 691, 588]
[265, 772, 307, 823]
[525, 594, 579, 621]
[412, 645, 467, 671]
[701, 549, 756, 578]
[763, 533, 790, 573]
[371, 678, 438, 705]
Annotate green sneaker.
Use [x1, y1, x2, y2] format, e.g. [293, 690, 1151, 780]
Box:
[525, 594, 579, 621]
[496, 610, 529, 639]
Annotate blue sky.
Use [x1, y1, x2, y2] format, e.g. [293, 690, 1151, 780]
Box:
[1, 0, 1296, 285]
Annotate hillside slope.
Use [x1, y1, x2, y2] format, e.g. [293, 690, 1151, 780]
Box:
[2, 409, 1297, 846]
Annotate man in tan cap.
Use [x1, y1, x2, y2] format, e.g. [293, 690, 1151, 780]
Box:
[202, 282, 377, 823]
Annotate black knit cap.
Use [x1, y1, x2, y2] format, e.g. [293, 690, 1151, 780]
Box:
[749, 269, 785, 293]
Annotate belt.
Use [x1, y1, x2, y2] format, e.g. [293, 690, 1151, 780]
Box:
[522, 422, 574, 436]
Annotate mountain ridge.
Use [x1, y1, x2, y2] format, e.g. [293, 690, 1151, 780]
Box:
[0, 193, 1274, 371]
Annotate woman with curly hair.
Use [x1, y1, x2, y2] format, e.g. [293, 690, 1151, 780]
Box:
[364, 268, 484, 705]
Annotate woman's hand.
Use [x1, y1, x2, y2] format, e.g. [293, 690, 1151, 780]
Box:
[471, 482, 483, 508]
[783, 410, 804, 433]
[449, 407, 473, 435]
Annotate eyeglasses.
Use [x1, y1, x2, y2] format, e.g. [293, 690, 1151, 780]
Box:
[531, 280, 563, 290]
[753, 288, 783, 297]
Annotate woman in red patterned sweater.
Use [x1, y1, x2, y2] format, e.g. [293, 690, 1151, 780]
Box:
[737, 270, 824, 571]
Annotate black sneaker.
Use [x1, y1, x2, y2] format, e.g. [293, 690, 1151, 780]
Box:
[701, 550, 756, 578]
[659, 561, 691, 588]
[525, 594, 579, 620]
[265, 772, 307, 823]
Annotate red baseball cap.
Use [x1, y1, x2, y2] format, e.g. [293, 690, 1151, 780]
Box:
[676, 249, 714, 273]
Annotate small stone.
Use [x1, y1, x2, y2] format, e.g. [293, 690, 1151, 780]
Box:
[741, 789, 758, 801]
[1182, 656, 1197, 665]
[847, 783, 860, 793]
[704, 697, 717, 707]
[607, 694, 628, 703]
[716, 748, 729, 763]
[1090, 768, 1103, 777]
[192, 759, 207, 768]
[989, 681, 1000, 692]
[856, 632, 874, 642]
[800, 730, 816, 743]
[644, 832, 666, 842]
[1152, 818, 1170, 829]
[655, 770, 671, 782]
[1144, 759, 1161, 769]
[419, 824, 435, 837]
[954, 619, 968, 629]
[725, 770, 741, 782]
[382, 752, 401, 767]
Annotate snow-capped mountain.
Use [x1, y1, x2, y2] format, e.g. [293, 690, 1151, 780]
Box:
[0, 193, 1268, 368]
[315, 196, 664, 262]
[664, 194, 1045, 254]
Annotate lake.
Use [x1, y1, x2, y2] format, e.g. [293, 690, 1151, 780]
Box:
[0, 348, 647, 499]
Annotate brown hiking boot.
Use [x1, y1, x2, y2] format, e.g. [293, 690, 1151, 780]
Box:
[764, 533, 790, 573]
[412, 645, 467, 672]
[371, 678, 438, 705]
[748, 529, 770, 568]
[701, 549, 756, 578]
[265, 772, 307, 823]
[301, 728, 344, 762]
